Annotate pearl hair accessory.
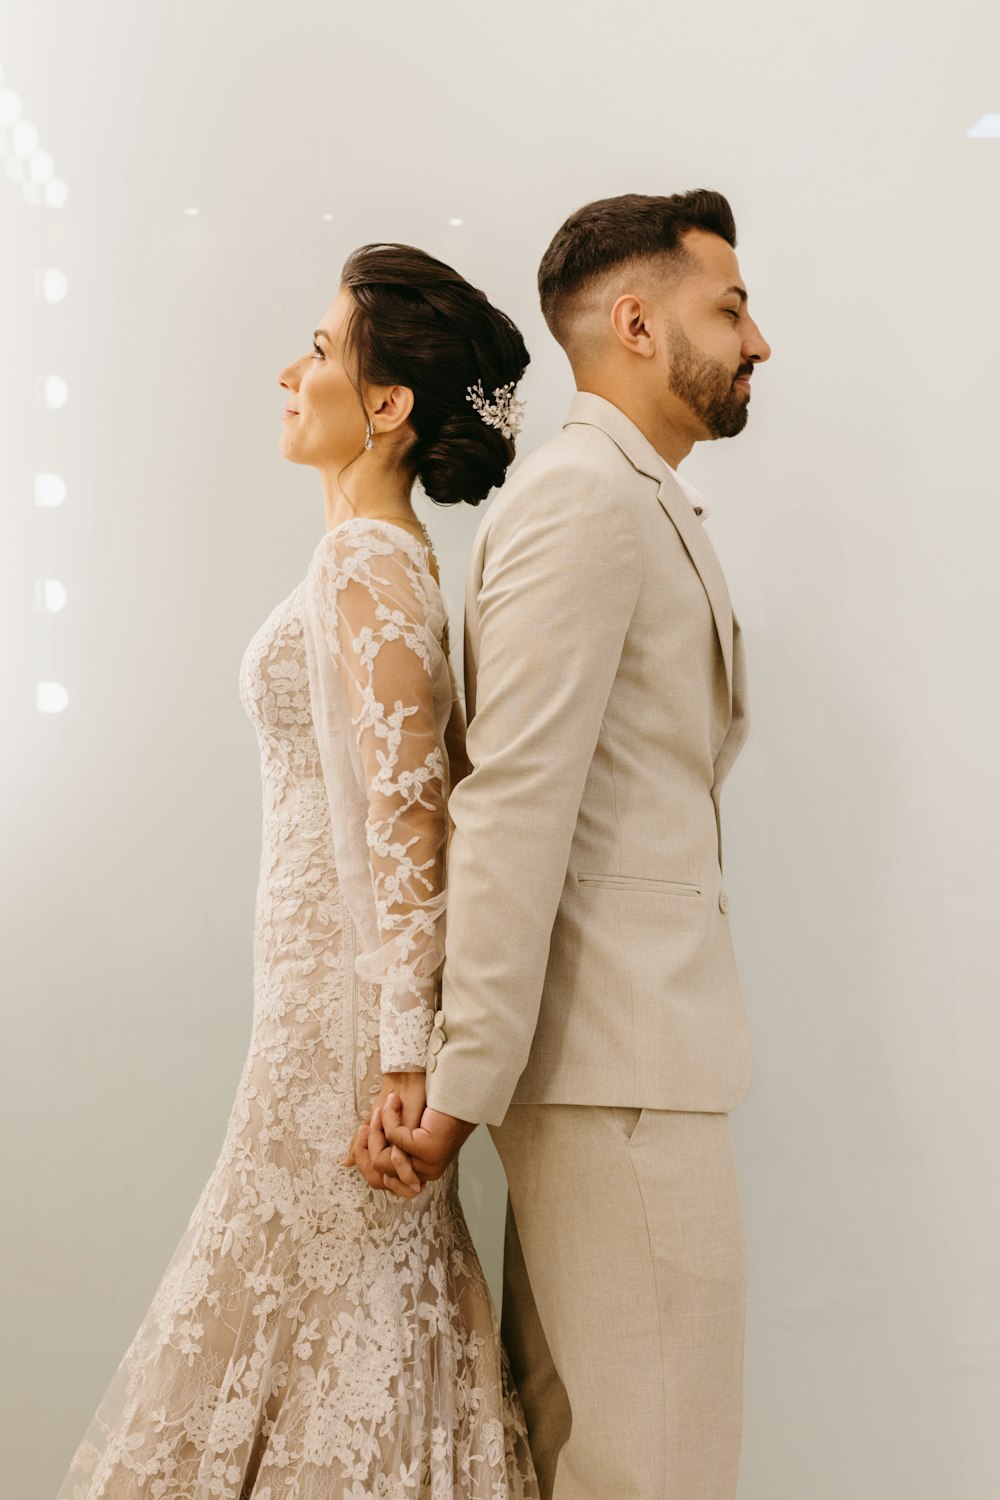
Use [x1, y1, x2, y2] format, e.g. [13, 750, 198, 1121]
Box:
[465, 379, 525, 441]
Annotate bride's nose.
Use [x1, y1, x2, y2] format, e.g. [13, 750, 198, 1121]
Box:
[278, 364, 300, 393]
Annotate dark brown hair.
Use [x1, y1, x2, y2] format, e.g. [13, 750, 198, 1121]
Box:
[538, 190, 737, 346]
[339, 243, 530, 507]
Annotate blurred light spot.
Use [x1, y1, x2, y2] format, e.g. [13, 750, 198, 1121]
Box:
[44, 375, 68, 409]
[42, 268, 68, 302]
[13, 118, 39, 157]
[321, 213, 333, 222]
[0, 86, 22, 127]
[967, 114, 1000, 139]
[184, 206, 199, 216]
[37, 578, 68, 612]
[448, 217, 464, 227]
[44, 176, 68, 207]
[35, 473, 67, 507]
[29, 147, 54, 183]
[37, 681, 69, 714]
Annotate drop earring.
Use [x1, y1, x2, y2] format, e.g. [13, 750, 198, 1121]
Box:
[364, 420, 375, 451]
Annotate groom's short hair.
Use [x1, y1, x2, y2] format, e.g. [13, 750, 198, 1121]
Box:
[538, 190, 737, 349]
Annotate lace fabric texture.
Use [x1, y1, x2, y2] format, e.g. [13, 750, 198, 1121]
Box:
[301, 522, 454, 1073]
[57, 519, 537, 1500]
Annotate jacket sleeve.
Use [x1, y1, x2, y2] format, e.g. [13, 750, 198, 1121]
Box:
[424, 463, 642, 1124]
[301, 522, 452, 1073]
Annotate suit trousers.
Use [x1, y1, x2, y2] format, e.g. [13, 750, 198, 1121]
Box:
[490, 1103, 747, 1500]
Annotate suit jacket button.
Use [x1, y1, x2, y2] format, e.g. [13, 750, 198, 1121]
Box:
[433, 1011, 446, 1030]
[719, 891, 730, 913]
[427, 1052, 437, 1072]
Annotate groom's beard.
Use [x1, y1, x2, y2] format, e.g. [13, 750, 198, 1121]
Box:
[666, 318, 752, 439]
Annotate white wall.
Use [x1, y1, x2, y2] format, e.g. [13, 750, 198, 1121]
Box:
[2, 3, 998, 1496]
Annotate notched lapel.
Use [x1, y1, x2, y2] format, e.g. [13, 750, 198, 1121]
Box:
[564, 392, 736, 707]
[653, 471, 734, 705]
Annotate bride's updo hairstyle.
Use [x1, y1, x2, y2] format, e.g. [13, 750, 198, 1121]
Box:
[339, 243, 530, 507]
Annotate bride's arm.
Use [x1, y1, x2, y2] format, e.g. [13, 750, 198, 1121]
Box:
[302, 523, 452, 1079]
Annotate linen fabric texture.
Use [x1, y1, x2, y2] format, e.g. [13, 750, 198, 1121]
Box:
[492, 1102, 747, 1500]
[425, 392, 753, 1127]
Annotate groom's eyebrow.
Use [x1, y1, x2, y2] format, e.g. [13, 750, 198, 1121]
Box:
[721, 285, 748, 303]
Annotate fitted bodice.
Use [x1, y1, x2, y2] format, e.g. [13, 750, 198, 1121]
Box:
[239, 579, 320, 786]
[235, 519, 461, 1079]
[237, 581, 342, 1011]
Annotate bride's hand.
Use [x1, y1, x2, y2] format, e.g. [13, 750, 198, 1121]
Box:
[342, 1072, 426, 1197]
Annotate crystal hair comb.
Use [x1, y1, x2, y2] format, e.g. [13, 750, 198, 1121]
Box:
[465, 379, 526, 441]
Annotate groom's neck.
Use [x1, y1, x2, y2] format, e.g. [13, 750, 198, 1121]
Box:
[572, 367, 698, 470]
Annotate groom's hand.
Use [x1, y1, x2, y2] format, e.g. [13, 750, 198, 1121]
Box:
[343, 1072, 427, 1199]
[382, 1092, 476, 1181]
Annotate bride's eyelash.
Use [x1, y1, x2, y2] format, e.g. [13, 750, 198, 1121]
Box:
[311, 341, 324, 358]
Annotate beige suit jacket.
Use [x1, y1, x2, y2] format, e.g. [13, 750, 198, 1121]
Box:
[424, 392, 752, 1126]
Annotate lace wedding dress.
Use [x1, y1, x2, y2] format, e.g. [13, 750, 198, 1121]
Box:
[57, 518, 538, 1500]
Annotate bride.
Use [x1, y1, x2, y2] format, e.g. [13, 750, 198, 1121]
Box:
[57, 243, 537, 1499]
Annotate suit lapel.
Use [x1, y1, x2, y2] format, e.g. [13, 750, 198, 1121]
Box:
[565, 392, 735, 706]
[653, 469, 734, 703]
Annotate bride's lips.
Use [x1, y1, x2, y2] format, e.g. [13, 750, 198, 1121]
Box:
[282, 408, 300, 419]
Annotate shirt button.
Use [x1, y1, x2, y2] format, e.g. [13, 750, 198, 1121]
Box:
[718, 891, 730, 914]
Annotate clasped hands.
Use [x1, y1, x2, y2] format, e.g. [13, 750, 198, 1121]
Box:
[342, 1071, 475, 1198]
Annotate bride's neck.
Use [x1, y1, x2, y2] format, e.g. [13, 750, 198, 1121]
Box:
[320, 458, 415, 533]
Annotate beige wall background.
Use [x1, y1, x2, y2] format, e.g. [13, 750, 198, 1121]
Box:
[2, 2, 999, 1495]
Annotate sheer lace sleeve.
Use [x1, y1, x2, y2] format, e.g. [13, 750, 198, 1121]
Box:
[301, 519, 454, 1073]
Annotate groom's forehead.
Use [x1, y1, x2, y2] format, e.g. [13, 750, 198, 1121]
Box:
[681, 229, 743, 289]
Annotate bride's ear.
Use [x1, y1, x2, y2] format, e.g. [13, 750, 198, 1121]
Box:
[370, 384, 414, 436]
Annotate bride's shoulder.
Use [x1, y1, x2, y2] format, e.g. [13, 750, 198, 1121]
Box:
[306, 520, 444, 634]
[310, 516, 428, 573]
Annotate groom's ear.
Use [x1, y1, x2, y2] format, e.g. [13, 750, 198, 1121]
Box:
[609, 293, 656, 360]
[370, 383, 414, 435]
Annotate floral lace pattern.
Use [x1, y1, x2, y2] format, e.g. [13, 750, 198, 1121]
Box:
[301, 524, 455, 1073]
[56, 519, 537, 1500]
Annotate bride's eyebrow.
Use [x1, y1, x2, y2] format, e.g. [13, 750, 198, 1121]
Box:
[313, 329, 333, 344]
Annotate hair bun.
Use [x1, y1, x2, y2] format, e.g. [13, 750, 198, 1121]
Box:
[415, 413, 511, 508]
[339, 243, 530, 508]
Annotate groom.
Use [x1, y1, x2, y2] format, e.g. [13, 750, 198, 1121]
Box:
[377, 191, 770, 1498]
